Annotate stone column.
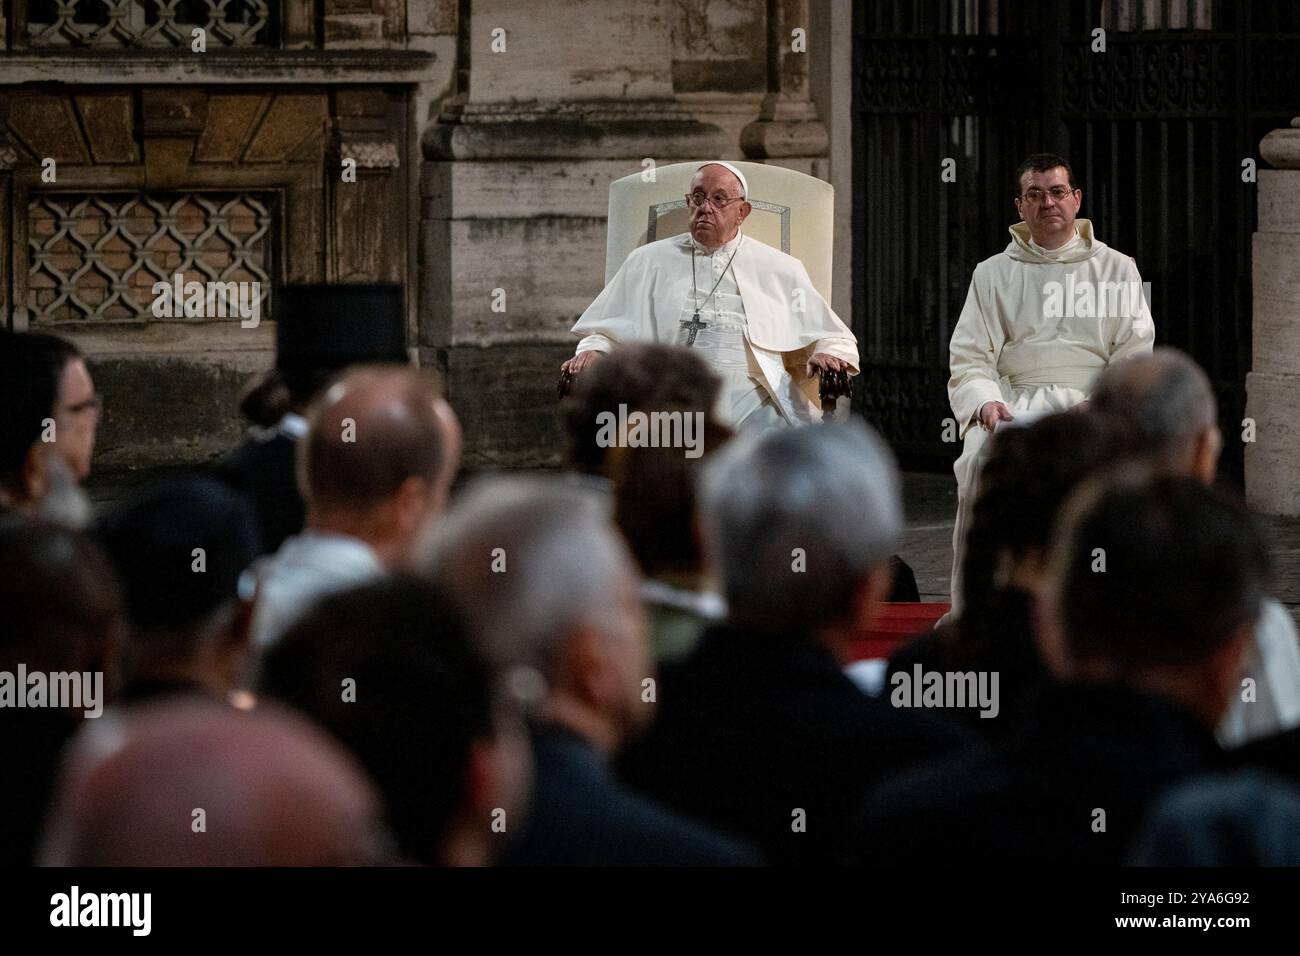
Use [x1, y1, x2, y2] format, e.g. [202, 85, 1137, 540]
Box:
[1245, 117, 1300, 514]
[740, 0, 829, 167]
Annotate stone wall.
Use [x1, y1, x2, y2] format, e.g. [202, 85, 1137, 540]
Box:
[0, 1, 434, 469]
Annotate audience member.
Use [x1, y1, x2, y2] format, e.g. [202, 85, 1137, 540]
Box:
[607, 415, 733, 663]
[620, 422, 970, 865]
[562, 343, 722, 478]
[887, 412, 1131, 738]
[0, 517, 124, 865]
[1129, 771, 1300, 866]
[419, 476, 757, 865]
[94, 475, 261, 705]
[1090, 347, 1300, 744]
[40, 700, 390, 866]
[214, 284, 408, 554]
[250, 365, 460, 651]
[857, 471, 1267, 864]
[0, 330, 97, 525]
[261, 576, 530, 866]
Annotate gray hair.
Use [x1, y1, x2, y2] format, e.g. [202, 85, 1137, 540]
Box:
[1090, 347, 1217, 462]
[413, 475, 636, 678]
[699, 420, 902, 631]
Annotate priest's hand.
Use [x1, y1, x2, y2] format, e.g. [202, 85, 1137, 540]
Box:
[979, 401, 1014, 431]
[807, 353, 850, 378]
[560, 351, 602, 377]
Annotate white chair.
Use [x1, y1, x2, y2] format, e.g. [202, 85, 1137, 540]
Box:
[561, 161, 848, 417]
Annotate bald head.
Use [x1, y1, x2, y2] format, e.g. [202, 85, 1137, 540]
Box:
[298, 367, 460, 562]
[41, 700, 389, 866]
[1090, 348, 1220, 478]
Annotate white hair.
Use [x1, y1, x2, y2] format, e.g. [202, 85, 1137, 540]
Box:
[415, 475, 635, 677]
[699, 421, 902, 630]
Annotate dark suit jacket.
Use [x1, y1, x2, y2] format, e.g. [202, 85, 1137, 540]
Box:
[854, 681, 1223, 865]
[211, 431, 303, 556]
[619, 623, 974, 865]
[0, 709, 79, 865]
[502, 722, 759, 866]
[887, 588, 1047, 741]
[1228, 725, 1300, 784]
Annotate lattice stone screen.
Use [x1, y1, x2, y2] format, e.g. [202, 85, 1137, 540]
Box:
[26, 0, 271, 47]
[27, 192, 274, 322]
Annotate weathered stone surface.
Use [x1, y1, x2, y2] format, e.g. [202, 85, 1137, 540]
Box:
[671, 0, 767, 93]
[1251, 232, 1300, 374]
[420, 216, 606, 347]
[1261, 118, 1300, 170]
[407, 0, 458, 35]
[468, 0, 674, 104]
[87, 350, 273, 470]
[424, 110, 728, 161]
[428, 343, 573, 468]
[1258, 170, 1300, 234]
[1245, 371, 1300, 516]
[421, 159, 637, 219]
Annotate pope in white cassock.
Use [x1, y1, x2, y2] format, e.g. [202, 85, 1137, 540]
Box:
[948, 153, 1155, 613]
[560, 162, 859, 429]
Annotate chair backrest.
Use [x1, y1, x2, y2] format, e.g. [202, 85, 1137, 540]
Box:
[604, 161, 834, 302]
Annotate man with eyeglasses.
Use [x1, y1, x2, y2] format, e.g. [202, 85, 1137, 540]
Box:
[561, 161, 858, 430]
[946, 152, 1154, 615]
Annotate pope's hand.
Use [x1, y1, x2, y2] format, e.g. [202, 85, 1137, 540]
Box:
[979, 401, 1014, 431]
[561, 351, 602, 376]
[807, 353, 849, 378]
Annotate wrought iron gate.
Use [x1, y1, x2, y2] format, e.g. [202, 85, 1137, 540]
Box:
[852, 0, 1300, 481]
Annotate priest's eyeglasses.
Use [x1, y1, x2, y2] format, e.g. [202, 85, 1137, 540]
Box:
[1017, 186, 1078, 206]
[686, 191, 745, 209]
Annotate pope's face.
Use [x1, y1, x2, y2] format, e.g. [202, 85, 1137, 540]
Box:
[1014, 166, 1082, 248]
[688, 167, 751, 251]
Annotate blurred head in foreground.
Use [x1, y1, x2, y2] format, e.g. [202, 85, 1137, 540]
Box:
[698, 420, 902, 659]
[261, 576, 530, 866]
[417, 476, 651, 754]
[1089, 346, 1221, 483]
[94, 475, 260, 704]
[1039, 470, 1269, 728]
[41, 699, 389, 866]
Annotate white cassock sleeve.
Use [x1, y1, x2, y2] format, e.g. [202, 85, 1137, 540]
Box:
[1105, 257, 1156, 364]
[571, 250, 653, 355]
[948, 269, 1007, 438]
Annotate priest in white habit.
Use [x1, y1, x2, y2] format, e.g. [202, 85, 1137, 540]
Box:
[948, 153, 1155, 613]
[560, 161, 858, 429]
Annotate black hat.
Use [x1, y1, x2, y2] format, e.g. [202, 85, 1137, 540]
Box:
[275, 284, 407, 373]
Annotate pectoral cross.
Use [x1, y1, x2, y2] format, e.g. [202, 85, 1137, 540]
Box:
[680, 311, 708, 347]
